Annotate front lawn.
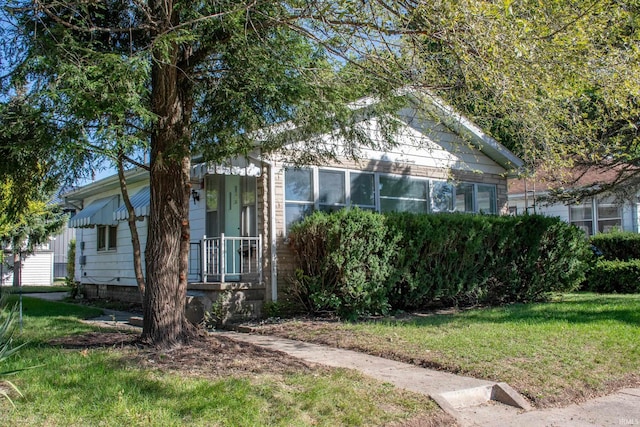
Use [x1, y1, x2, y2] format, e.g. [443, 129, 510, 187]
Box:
[254, 293, 640, 407]
[1, 296, 443, 426]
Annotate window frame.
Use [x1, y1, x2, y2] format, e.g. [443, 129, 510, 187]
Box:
[97, 225, 118, 252]
[282, 166, 500, 233]
[570, 198, 623, 236]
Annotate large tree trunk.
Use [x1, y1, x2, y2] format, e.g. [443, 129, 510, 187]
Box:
[142, 1, 195, 347]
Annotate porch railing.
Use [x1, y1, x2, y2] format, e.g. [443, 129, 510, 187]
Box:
[195, 234, 262, 283]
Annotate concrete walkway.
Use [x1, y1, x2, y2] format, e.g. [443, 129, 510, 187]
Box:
[214, 331, 640, 427]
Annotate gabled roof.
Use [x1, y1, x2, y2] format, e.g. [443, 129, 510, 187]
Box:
[406, 91, 524, 172]
[508, 163, 640, 197]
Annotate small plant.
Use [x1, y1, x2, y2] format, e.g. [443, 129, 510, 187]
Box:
[0, 301, 27, 407]
[65, 240, 80, 297]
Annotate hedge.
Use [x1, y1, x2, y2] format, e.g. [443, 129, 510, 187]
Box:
[589, 232, 640, 261]
[584, 259, 640, 293]
[288, 210, 592, 319]
[287, 208, 399, 319]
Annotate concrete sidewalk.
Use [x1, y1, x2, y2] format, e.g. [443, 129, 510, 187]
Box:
[215, 331, 640, 427]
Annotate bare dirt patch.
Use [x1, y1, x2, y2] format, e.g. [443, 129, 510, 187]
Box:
[48, 331, 312, 379]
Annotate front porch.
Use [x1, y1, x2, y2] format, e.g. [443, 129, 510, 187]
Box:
[188, 235, 263, 284]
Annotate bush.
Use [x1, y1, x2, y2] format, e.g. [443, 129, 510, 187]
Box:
[584, 260, 640, 293]
[386, 213, 592, 308]
[288, 210, 592, 319]
[589, 232, 640, 261]
[287, 208, 399, 319]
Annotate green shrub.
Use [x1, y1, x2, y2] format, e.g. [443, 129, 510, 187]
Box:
[590, 232, 640, 261]
[287, 208, 399, 319]
[584, 260, 640, 293]
[386, 213, 591, 308]
[288, 210, 592, 319]
[65, 240, 79, 297]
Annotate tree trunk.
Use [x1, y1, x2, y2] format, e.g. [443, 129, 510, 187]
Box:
[142, 3, 195, 347]
[12, 251, 21, 287]
[117, 156, 146, 300]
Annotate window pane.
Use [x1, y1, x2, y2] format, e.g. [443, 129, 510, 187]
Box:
[242, 176, 256, 206]
[285, 204, 313, 231]
[570, 204, 592, 221]
[108, 226, 118, 250]
[206, 175, 220, 212]
[597, 204, 620, 220]
[573, 221, 593, 236]
[477, 185, 497, 214]
[381, 198, 428, 214]
[319, 170, 345, 204]
[97, 226, 106, 251]
[285, 168, 313, 202]
[455, 183, 474, 212]
[350, 172, 375, 206]
[598, 219, 621, 233]
[380, 176, 427, 199]
[431, 181, 454, 212]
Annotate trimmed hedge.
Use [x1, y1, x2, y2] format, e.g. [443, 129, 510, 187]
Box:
[386, 212, 591, 309]
[287, 208, 399, 319]
[584, 260, 640, 293]
[589, 232, 640, 261]
[288, 209, 592, 319]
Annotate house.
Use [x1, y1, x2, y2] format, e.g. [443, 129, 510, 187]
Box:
[64, 93, 524, 317]
[1, 223, 75, 287]
[508, 165, 640, 235]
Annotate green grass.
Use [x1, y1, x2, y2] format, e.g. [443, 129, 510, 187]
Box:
[1, 285, 71, 294]
[0, 297, 439, 426]
[260, 293, 640, 407]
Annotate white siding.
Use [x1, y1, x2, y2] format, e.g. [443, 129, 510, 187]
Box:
[74, 183, 148, 287]
[2, 251, 54, 286]
[276, 114, 507, 176]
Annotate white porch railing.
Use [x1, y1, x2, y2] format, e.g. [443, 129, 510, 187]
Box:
[196, 234, 262, 283]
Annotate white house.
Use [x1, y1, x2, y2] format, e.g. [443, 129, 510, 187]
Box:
[508, 165, 640, 235]
[64, 93, 524, 316]
[1, 224, 75, 287]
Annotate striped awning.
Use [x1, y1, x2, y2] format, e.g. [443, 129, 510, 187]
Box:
[68, 196, 119, 228]
[191, 157, 261, 178]
[113, 186, 150, 221]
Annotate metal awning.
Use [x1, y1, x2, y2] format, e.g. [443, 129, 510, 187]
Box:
[191, 157, 262, 178]
[113, 186, 150, 221]
[68, 196, 119, 228]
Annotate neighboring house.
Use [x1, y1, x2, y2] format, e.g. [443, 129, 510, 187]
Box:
[64, 93, 523, 316]
[508, 166, 640, 235]
[1, 221, 75, 287]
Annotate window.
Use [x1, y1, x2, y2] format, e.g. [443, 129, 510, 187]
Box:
[282, 166, 500, 232]
[97, 225, 117, 251]
[597, 202, 622, 233]
[284, 168, 314, 230]
[319, 170, 346, 211]
[477, 185, 497, 214]
[380, 175, 429, 213]
[455, 183, 474, 213]
[431, 181, 454, 212]
[350, 172, 375, 209]
[571, 199, 622, 235]
[570, 202, 593, 235]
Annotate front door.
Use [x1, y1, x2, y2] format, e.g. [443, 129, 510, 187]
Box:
[205, 174, 257, 281]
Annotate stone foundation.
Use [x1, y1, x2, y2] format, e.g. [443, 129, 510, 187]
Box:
[80, 282, 265, 324]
